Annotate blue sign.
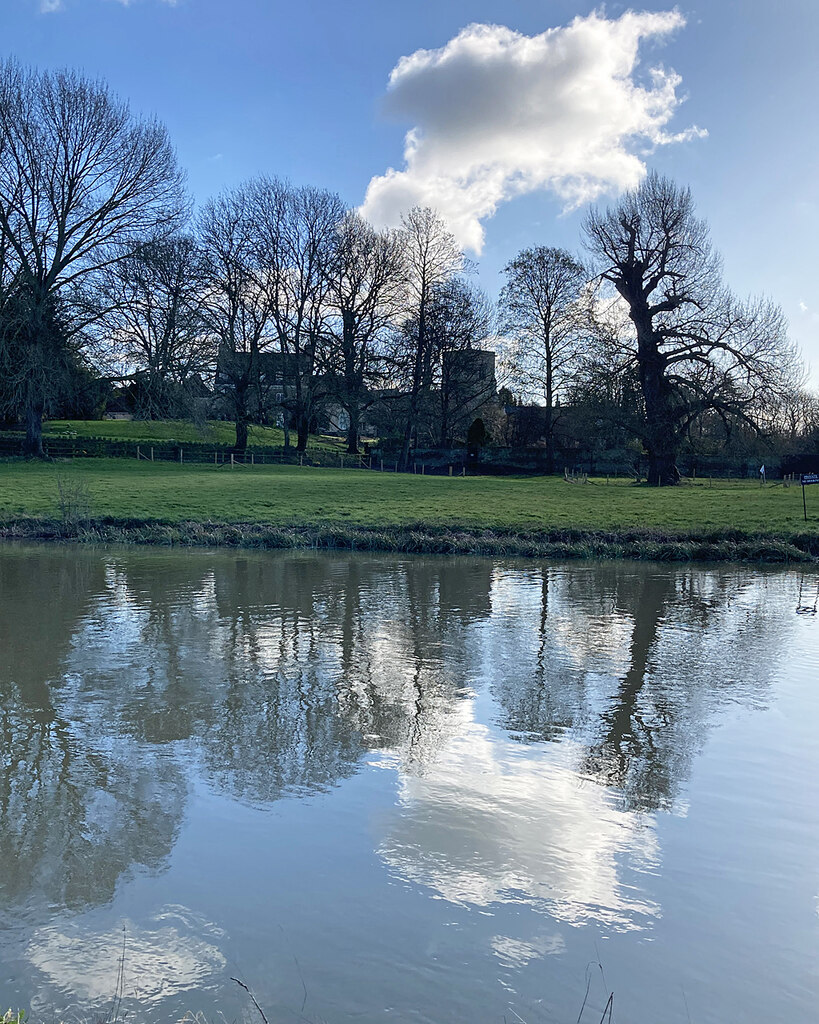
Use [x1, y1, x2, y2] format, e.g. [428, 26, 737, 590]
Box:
[801, 474, 819, 486]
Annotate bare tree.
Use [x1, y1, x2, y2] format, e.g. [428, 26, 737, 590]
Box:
[584, 172, 799, 485]
[393, 207, 465, 468]
[0, 59, 186, 454]
[250, 178, 345, 452]
[498, 246, 589, 472]
[323, 212, 406, 453]
[93, 235, 210, 418]
[772, 387, 819, 443]
[198, 187, 271, 451]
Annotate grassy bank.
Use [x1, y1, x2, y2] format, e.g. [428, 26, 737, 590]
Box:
[0, 459, 817, 562]
[37, 418, 350, 450]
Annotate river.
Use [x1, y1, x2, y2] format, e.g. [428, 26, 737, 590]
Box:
[1, 545, 818, 1023]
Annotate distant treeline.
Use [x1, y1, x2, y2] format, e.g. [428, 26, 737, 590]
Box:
[0, 59, 815, 482]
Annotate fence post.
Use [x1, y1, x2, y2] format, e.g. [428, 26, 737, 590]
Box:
[137, 445, 141, 461]
[449, 465, 452, 476]
[150, 447, 154, 462]
[341, 454, 344, 469]
[251, 453, 255, 466]
[380, 458, 384, 472]
[179, 448, 183, 465]
[421, 463, 425, 475]
[231, 453, 234, 467]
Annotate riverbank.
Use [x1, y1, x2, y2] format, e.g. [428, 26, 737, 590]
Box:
[1, 459, 817, 562]
[2, 517, 818, 563]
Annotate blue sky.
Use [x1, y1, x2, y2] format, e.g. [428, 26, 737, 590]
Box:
[3, 0, 818, 375]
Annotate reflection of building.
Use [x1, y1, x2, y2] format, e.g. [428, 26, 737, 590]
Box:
[437, 560, 494, 622]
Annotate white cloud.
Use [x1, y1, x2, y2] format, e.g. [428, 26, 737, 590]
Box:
[361, 10, 706, 253]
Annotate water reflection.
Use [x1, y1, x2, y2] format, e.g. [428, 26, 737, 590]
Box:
[487, 566, 784, 810]
[0, 549, 185, 918]
[27, 906, 226, 1009]
[0, 544, 812, 1021]
[377, 713, 660, 929]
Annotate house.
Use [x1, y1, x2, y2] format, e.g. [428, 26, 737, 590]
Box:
[104, 386, 136, 420]
[213, 344, 499, 445]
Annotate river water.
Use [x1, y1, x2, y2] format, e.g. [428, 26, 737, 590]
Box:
[1, 545, 818, 1024]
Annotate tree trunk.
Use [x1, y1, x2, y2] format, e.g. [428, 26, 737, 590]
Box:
[234, 383, 249, 452]
[345, 402, 360, 455]
[342, 311, 362, 455]
[544, 344, 554, 475]
[637, 324, 680, 486]
[23, 399, 45, 458]
[646, 451, 680, 487]
[234, 417, 248, 452]
[399, 297, 427, 472]
[296, 412, 309, 452]
[544, 405, 555, 475]
[439, 373, 450, 448]
[398, 401, 417, 472]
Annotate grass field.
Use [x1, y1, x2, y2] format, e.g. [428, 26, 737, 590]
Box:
[38, 418, 348, 450]
[0, 457, 816, 535]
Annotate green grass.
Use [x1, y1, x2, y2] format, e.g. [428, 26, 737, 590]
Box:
[0, 458, 816, 535]
[38, 418, 349, 450]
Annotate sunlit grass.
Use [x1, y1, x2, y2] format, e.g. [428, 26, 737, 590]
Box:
[0, 459, 815, 536]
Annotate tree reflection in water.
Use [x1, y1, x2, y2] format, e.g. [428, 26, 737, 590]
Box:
[0, 549, 186, 919]
[0, 546, 794, 935]
[488, 565, 785, 810]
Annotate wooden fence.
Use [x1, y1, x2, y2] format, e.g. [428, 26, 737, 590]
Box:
[0, 433, 469, 475]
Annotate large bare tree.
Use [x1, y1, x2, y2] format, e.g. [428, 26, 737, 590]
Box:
[94, 235, 210, 418]
[394, 207, 464, 468]
[323, 211, 405, 453]
[198, 187, 272, 451]
[498, 246, 589, 472]
[250, 178, 345, 452]
[0, 59, 186, 454]
[584, 173, 798, 485]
